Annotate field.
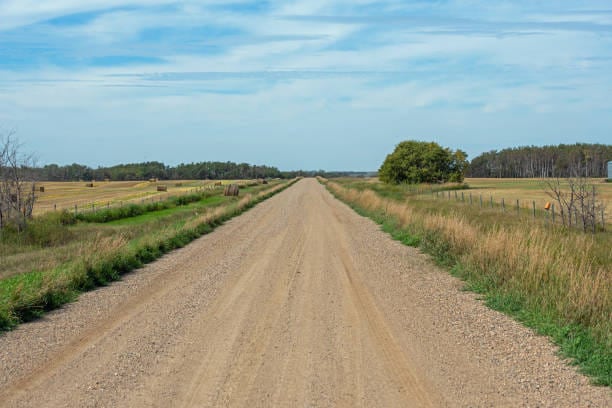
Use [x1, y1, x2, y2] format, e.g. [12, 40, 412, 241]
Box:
[33, 180, 251, 215]
[466, 178, 612, 222]
[0, 179, 295, 329]
[323, 177, 611, 385]
[347, 177, 612, 225]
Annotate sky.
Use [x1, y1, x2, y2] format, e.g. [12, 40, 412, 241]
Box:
[0, 1, 611, 171]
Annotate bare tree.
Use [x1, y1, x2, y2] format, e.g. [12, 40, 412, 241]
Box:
[0, 131, 37, 232]
[543, 166, 606, 233]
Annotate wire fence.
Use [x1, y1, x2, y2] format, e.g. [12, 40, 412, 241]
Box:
[42, 184, 226, 216]
[429, 189, 607, 232]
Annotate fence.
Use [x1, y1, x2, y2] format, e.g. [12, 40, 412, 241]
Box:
[40, 180, 267, 216]
[429, 189, 607, 232]
[44, 184, 226, 216]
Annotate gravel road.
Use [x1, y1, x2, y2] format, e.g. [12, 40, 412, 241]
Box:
[0, 178, 609, 407]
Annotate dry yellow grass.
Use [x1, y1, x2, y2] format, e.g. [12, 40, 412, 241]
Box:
[327, 180, 611, 345]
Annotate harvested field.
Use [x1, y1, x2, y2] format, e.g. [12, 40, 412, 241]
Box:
[33, 180, 250, 215]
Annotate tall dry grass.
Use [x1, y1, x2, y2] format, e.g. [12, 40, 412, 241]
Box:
[327, 181, 611, 349]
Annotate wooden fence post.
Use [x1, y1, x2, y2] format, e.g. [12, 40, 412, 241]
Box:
[502, 198, 505, 212]
[532, 201, 536, 219]
[552, 204, 556, 224]
[516, 199, 519, 216]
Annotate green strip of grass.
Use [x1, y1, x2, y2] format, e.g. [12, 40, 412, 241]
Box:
[322, 179, 611, 386]
[75, 190, 221, 223]
[0, 179, 299, 331]
[107, 196, 226, 226]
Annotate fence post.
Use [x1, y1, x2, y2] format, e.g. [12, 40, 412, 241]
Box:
[480, 195, 483, 208]
[448, 191, 451, 200]
[469, 193, 473, 205]
[592, 186, 597, 234]
[454, 191, 458, 201]
[552, 204, 556, 224]
[490, 196, 493, 208]
[461, 191, 464, 202]
[54, 204, 57, 211]
[602, 208, 606, 231]
[75, 204, 78, 215]
[502, 198, 505, 212]
[516, 199, 519, 216]
[532, 201, 536, 219]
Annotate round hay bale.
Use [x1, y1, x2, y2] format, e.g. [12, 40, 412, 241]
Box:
[224, 184, 239, 196]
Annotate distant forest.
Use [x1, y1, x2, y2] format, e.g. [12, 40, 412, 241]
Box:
[30, 161, 364, 181]
[467, 143, 611, 178]
[34, 161, 284, 181]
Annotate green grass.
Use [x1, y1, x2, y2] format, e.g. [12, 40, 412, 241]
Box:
[107, 196, 226, 226]
[323, 178, 611, 386]
[0, 179, 298, 331]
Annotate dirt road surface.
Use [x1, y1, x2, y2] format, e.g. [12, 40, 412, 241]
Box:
[0, 179, 609, 407]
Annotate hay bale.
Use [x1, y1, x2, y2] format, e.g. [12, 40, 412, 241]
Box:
[39, 186, 45, 192]
[85, 183, 94, 188]
[157, 185, 168, 192]
[262, 179, 268, 184]
[149, 178, 158, 183]
[224, 184, 239, 196]
[214, 181, 222, 186]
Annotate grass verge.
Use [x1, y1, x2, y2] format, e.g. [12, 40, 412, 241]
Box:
[321, 178, 611, 386]
[0, 179, 299, 331]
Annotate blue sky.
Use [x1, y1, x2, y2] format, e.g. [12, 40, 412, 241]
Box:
[1, 1, 611, 170]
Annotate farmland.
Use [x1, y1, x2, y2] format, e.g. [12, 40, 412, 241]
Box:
[0, 179, 294, 328]
[33, 179, 253, 215]
[466, 178, 612, 222]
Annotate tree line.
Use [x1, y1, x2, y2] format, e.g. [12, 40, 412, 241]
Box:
[467, 143, 611, 178]
[34, 161, 284, 181]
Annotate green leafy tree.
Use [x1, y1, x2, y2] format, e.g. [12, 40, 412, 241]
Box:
[379, 140, 468, 184]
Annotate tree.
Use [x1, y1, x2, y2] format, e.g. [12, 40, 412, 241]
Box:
[378, 140, 468, 184]
[543, 170, 606, 233]
[0, 131, 37, 232]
